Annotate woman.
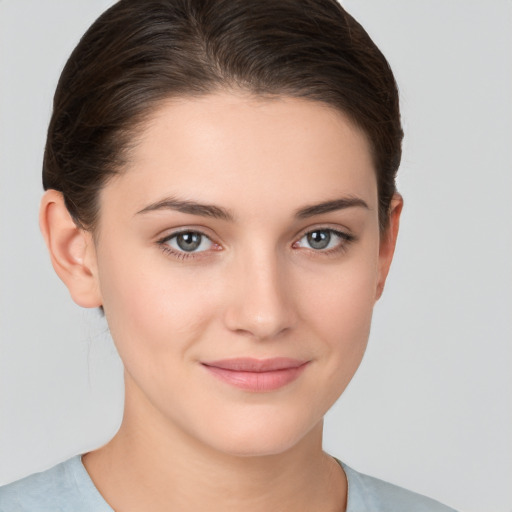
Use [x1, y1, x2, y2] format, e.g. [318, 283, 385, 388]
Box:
[0, 0, 456, 510]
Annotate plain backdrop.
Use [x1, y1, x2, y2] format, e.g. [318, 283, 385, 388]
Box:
[0, 1, 511, 511]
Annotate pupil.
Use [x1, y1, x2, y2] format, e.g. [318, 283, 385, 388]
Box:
[177, 232, 201, 251]
[307, 230, 330, 250]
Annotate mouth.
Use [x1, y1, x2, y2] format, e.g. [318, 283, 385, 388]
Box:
[200, 358, 309, 392]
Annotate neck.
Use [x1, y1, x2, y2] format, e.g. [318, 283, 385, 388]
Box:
[82, 375, 347, 512]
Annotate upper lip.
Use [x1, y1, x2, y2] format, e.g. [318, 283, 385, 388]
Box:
[201, 358, 308, 372]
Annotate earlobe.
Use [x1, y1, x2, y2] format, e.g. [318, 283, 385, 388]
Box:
[39, 190, 102, 308]
[376, 193, 403, 300]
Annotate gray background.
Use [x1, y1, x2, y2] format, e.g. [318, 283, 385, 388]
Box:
[1, 1, 511, 511]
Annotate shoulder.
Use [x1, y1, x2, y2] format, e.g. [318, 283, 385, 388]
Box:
[0, 455, 112, 512]
[341, 462, 458, 512]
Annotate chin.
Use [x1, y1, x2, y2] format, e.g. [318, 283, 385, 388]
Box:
[195, 411, 321, 459]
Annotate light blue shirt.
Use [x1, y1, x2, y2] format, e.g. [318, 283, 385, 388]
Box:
[0, 455, 457, 511]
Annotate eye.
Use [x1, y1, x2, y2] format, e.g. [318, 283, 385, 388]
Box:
[294, 228, 353, 251]
[161, 231, 214, 253]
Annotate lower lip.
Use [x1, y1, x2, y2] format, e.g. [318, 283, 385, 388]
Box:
[202, 364, 308, 392]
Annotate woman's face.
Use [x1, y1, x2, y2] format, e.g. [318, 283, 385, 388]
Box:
[91, 92, 395, 456]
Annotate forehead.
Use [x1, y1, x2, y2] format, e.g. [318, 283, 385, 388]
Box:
[101, 92, 377, 218]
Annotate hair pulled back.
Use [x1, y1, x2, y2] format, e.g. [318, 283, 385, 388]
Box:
[43, 0, 403, 232]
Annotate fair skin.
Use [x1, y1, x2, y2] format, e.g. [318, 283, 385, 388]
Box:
[40, 92, 402, 512]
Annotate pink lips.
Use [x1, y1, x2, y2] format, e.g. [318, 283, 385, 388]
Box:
[201, 357, 309, 392]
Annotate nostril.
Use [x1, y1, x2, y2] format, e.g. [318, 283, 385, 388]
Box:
[222, 255, 297, 339]
[223, 290, 296, 340]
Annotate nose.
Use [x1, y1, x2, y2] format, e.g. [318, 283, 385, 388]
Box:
[223, 249, 297, 340]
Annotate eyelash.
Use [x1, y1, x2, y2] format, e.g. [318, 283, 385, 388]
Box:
[293, 228, 355, 256]
[157, 228, 355, 261]
[157, 230, 217, 260]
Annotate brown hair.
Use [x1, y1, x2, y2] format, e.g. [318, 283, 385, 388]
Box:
[43, 0, 402, 232]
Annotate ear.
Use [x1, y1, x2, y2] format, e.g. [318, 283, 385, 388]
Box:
[375, 193, 403, 300]
[39, 190, 103, 308]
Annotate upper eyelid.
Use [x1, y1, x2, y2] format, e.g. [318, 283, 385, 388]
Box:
[295, 228, 353, 245]
[158, 230, 216, 257]
[295, 225, 353, 240]
[157, 227, 215, 243]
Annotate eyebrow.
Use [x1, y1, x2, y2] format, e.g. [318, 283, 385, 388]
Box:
[295, 197, 369, 218]
[136, 195, 369, 221]
[136, 197, 234, 221]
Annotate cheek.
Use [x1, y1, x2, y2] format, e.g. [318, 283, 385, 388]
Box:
[295, 246, 380, 387]
[96, 246, 219, 365]
[299, 251, 378, 337]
